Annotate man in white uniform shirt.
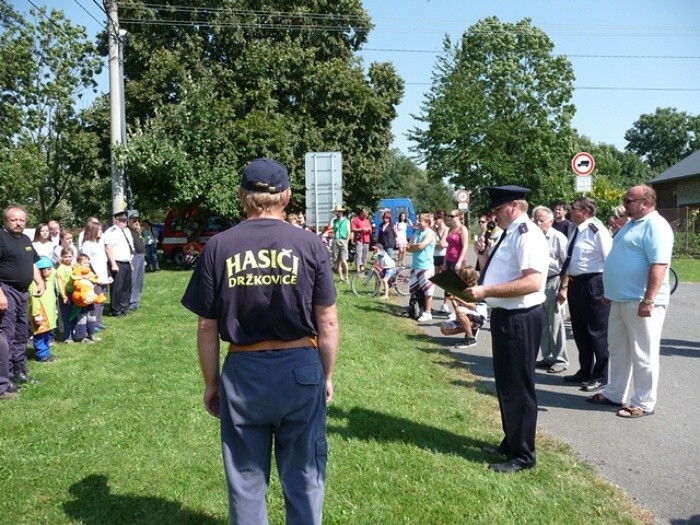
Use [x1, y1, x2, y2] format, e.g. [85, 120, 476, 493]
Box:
[466, 186, 549, 473]
[103, 210, 134, 317]
[557, 197, 612, 392]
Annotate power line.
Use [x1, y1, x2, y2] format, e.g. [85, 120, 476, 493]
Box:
[363, 48, 700, 60]
[117, 3, 700, 38]
[403, 82, 700, 92]
[72, 0, 102, 25]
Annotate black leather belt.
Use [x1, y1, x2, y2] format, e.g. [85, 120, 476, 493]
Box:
[569, 272, 602, 280]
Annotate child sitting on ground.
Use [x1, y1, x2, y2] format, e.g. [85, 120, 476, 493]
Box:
[371, 243, 397, 299]
[29, 256, 58, 362]
[439, 265, 488, 349]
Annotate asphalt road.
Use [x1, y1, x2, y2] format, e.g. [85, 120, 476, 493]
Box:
[408, 277, 700, 525]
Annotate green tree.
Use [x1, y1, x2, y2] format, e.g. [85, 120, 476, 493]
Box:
[409, 17, 576, 211]
[624, 107, 700, 171]
[0, 6, 104, 223]
[377, 149, 453, 213]
[116, 0, 403, 215]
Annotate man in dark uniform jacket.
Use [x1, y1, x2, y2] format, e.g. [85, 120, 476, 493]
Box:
[465, 186, 549, 473]
[0, 206, 45, 400]
[182, 158, 339, 524]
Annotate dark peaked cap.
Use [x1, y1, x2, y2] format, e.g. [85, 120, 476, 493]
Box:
[486, 185, 532, 210]
[240, 158, 290, 194]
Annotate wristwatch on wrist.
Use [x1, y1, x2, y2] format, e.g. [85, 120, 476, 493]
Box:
[642, 298, 654, 305]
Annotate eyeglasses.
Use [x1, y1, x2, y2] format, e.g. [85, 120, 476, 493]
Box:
[448, 214, 459, 218]
[623, 197, 645, 205]
[571, 206, 585, 211]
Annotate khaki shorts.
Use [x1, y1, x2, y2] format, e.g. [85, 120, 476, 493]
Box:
[332, 238, 349, 261]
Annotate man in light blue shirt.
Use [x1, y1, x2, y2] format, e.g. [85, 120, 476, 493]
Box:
[591, 185, 674, 418]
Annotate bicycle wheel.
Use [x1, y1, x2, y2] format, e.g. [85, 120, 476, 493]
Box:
[393, 267, 412, 296]
[669, 267, 679, 295]
[351, 270, 381, 297]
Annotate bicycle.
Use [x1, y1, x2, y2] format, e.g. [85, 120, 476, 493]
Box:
[669, 266, 679, 295]
[350, 258, 411, 297]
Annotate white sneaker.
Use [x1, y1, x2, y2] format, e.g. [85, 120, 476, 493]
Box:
[416, 312, 433, 322]
[440, 303, 451, 314]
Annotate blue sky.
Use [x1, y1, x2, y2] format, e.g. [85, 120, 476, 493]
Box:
[14, 0, 700, 156]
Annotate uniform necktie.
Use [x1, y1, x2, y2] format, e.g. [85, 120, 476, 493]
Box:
[559, 227, 579, 277]
[477, 231, 507, 285]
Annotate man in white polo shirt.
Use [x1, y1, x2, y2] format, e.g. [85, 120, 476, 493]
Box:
[103, 210, 134, 317]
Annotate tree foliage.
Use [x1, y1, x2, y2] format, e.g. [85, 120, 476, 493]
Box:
[116, 0, 404, 216]
[409, 17, 576, 211]
[624, 107, 700, 172]
[0, 6, 104, 223]
[376, 149, 454, 214]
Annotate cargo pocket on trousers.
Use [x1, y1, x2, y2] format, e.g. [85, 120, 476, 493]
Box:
[293, 363, 324, 385]
[315, 437, 328, 485]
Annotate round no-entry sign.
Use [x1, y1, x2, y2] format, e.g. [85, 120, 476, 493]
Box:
[571, 152, 595, 176]
[455, 189, 470, 204]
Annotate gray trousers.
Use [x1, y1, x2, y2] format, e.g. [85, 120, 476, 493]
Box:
[220, 347, 327, 525]
[130, 253, 145, 308]
[540, 276, 569, 365]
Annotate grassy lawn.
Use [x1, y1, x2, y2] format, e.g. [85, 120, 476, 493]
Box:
[672, 257, 700, 283]
[0, 270, 652, 524]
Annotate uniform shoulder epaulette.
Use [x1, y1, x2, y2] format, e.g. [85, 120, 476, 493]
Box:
[588, 223, 599, 233]
[518, 222, 528, 234]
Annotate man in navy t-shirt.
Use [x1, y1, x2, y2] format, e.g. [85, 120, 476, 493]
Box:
[0, 206, 44, 400]
[182, 158, 338, 525]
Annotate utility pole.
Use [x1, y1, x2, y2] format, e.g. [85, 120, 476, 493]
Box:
[105, 0, 126, 214]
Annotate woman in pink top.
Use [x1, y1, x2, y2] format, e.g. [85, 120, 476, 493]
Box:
[445, 210, 469, 271]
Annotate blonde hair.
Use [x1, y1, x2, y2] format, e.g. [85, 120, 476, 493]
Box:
[457, 265, 478, 287]
[418, 212, 433, 224]
[240, 188, 290, 214]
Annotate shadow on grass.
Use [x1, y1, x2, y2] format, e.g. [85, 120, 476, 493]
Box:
[328, 405, 486, 461]
[63, 474, 224, 525]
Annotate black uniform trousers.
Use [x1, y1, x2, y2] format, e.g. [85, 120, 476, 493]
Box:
[490, 303, 544, 467]
[110, 261, 132, 315]
[0, 283, 30, 390]
[567, 273, 610, 381]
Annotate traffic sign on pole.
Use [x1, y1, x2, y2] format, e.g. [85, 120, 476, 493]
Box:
[571, 152, 595, 176]
[454, 189, 470, 204]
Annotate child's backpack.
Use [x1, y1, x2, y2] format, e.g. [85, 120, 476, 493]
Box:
[407, 288, 425, 319]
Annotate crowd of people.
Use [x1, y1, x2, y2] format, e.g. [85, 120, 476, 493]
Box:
[327, 184, 673, 473]
[0, 207, 159, 400]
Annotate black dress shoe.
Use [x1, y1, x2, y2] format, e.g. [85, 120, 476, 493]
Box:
[563, 372, 591, 383]
[13, 371, 38, 384]
[535, 359, 552, 369]
[488, 460, 535, 473]
[482, 445, 508, 457]
[581, 379, 607, 392]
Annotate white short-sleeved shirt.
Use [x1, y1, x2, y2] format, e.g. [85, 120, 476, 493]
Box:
[482, 214, 549, 310]
[103, 225, 134, 262]
[567, 218, 612, 275]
